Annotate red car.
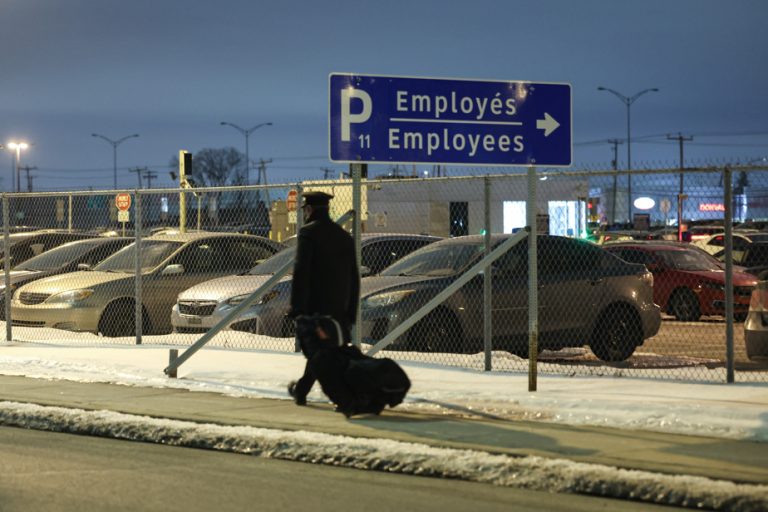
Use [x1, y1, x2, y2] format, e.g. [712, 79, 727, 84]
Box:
[604, 242, 757, 321]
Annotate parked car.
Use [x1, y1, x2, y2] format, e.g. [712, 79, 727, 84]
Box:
[593, 230, 654, 245]
[708, 240, 768, 277]
[693, 231, 768, 256]
[0, 231, 96, 268]
[744, 280, 768, 360]
[0, 237, 133, 319]
[358, 234, 661, 362]
[604, 242, 757, 321]
[171, 233, 442, 335]
[683, 224, 727, 243]
[10, 232, 283, 336]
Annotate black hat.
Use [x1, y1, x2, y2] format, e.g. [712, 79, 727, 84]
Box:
[302, 191, 334, 207]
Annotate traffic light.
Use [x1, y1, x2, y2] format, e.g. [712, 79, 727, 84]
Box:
[587, 197, 600, 219]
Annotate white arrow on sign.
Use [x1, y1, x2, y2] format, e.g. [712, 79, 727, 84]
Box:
[536, 113, 560, 137]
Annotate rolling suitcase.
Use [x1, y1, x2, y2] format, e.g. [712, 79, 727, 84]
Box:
[308, 343, 411, 416]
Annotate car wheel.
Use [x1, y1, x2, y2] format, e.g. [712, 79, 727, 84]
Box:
[590, 306, 642, 362]
[407, 311, 462, 353]
[99, 301, 144, 337]
[669, 288, 701, 322]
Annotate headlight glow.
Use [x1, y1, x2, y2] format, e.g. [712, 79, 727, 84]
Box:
[46, 289, 94, 304]
[363, 289, 416, 309]
[226, 289, 279, 307]
[226, 294, 250, 306]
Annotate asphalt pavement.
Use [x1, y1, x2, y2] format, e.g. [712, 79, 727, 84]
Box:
[0, 374, 766, 487]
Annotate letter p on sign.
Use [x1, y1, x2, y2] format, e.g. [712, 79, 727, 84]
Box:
[340, 88, 372, 141]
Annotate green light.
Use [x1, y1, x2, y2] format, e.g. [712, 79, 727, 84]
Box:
[479, 229, 487, 235]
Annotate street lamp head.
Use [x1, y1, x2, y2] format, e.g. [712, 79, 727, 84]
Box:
[597, 86, 606, 91]
[7, 142, 28, 150]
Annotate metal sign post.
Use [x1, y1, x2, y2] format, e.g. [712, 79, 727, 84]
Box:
[115, 192, 131, 237]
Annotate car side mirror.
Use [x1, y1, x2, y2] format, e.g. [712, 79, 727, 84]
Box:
[360, 265, 372, 277]
[162, 264, 185, 276]
[77, 263, 91, 271]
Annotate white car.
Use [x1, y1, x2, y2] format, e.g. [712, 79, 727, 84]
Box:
[693, 230, 768, 256]
[171, 234, 441, 336]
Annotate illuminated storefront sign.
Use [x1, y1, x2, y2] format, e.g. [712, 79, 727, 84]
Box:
[633, 197, 655, 210]
[699, 203, 725, 212]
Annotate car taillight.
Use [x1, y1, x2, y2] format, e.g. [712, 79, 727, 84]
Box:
[749, 287, 768, 313]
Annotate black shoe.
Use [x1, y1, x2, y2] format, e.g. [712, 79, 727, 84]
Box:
[287, 381, 307, 406]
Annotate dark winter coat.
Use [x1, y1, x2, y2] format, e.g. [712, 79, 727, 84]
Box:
[289, 210, 359, 331]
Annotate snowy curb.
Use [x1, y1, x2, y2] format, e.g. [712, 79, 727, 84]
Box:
[1, 401, 766, 511]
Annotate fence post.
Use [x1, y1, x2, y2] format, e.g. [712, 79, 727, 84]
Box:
[134, 191, 143, 345]
[527, 166, 538, 392]
[724, 166, 734, 383]
[483, 176, 492, 371]
[68, 193, 73, 233]
[351, 163, 363, 347]
[3, 194, 11, 342]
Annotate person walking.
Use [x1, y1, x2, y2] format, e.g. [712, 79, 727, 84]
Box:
[287, 191, 359, 410]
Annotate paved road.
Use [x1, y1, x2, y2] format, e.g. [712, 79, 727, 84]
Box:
[0, 426, 680, 512]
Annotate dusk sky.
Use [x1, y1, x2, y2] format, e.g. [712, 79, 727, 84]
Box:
[2, 0, 766, 191]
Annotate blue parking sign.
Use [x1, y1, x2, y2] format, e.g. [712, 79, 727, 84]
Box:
[329, 74, 572, 167]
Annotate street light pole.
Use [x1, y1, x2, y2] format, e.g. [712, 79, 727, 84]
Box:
[597, 86, 659, 223]
[219, 121, 272, 185]
[7, 142, 29, 193]
[91, 133, 140, 189]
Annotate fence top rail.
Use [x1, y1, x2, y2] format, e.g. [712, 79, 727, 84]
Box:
[4, 163, 766, 197]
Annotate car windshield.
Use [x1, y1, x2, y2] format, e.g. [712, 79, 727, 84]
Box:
[247, 246, 296, 275]
[15, 241, 102, 271]
[381, 242, 483, 277]
[660, 249, 722, 271]
[94, 241, 182, 274]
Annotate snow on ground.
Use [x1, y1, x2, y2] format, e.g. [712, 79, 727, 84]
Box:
[1, 400, 766, 511]
[1, 331, 767, 442]
[3, 332, 768, 510]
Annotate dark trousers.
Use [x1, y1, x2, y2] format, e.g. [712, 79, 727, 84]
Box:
[293, 320, 354, 408]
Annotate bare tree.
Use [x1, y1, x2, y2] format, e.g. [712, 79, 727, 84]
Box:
[169, 147, 245, 186]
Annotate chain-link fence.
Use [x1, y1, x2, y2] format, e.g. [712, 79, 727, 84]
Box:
[3, 164, 768, 383]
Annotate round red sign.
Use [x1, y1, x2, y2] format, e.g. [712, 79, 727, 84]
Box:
[286, 189, 298, 211]
[115, 193, 132, 211]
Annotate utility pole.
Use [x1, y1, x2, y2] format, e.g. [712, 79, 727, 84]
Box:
[142, 169, 158, 189]
[321, 167, 334, 180]
[129, 167, 145, 189]
[18, 165, 37, 192]
[667, 133, 693, 241]
[257, 158, 273, 206]
[607, 139, 624, 224]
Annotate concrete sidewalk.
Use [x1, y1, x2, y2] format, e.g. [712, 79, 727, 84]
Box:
[1, 374, 766, 485]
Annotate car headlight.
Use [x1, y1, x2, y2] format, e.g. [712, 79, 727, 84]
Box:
[702, 282, 724, 291]
[46, 289, 95, 304]
[226, 290, 279, 307]
[363, 289, 416, 309]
